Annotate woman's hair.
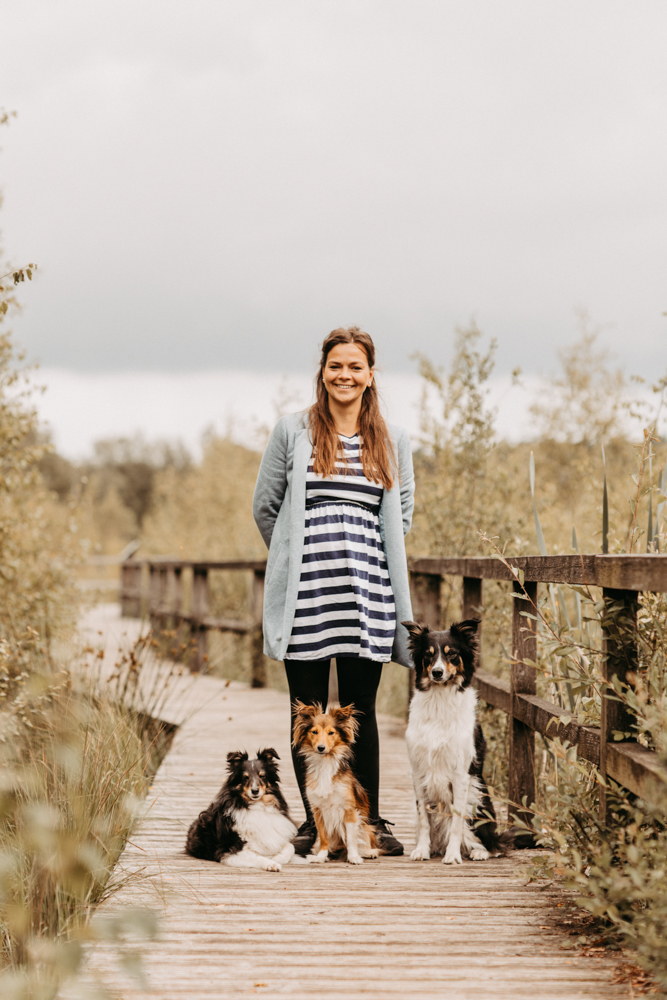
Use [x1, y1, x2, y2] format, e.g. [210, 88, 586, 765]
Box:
[307, 326, 395, 489]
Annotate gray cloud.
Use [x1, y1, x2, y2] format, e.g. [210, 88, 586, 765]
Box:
[1, 0, 666, 376]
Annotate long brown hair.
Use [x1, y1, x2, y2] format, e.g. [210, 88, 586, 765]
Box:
[308, 326, 395, 489]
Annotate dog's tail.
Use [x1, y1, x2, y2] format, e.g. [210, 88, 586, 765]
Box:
[506, 827, 538, 850]
[493, 827, 537, 853]
[476, 820, 537, 855]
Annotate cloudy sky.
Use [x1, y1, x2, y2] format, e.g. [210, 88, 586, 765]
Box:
[1, 1, 666, 452]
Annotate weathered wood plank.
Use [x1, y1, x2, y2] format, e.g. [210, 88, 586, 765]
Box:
[509, 581, 537, 822]
[409, 554, 667, 591]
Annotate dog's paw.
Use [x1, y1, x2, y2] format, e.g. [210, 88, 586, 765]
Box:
[410, 846, 430, 861]
[264, 860, 282, 872]
[306, 852, 328, 864]
[364, 849, 380, 859]
[443, 849, 463, 865]
[347, 855, 364, 865]
[469, 847, 490, 861]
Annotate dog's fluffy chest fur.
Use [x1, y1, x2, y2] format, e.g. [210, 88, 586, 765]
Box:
[305, 755, 348, 811]
[230, 803, 297, 857]
[406, 686, 478, 795]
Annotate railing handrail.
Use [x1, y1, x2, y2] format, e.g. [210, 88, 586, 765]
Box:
[125, 552, 667, 591]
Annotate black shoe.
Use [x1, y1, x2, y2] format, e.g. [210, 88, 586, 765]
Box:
[293, 818, 317, 857]
[372, 816, 404, 856]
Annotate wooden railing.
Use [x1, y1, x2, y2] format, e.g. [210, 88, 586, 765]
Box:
[121, 553, 667, 818]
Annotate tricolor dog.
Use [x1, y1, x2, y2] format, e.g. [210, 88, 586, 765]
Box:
[185, 748, 297, 872]
[403, 619, 514, 864]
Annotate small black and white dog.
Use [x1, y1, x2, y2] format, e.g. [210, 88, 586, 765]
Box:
[185, 748, 298, 872]
[403, 619, 514, 865]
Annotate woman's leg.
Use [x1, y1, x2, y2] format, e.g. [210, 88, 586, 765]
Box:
[335, 658, 383, 819]
[284, 659, 331, 819]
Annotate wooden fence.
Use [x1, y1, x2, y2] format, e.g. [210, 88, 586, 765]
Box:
[121, 553, 667, 820]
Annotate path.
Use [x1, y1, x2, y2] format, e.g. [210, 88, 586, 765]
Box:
[78, 606, 627, 999]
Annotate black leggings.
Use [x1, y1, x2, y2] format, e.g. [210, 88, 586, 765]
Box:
[285, 658, 383, 820]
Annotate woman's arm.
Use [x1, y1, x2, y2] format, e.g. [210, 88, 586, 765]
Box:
[397, 428, 415, 536]
[252, 417, 289, 549]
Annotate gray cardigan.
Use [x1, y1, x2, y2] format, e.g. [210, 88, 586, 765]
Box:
[252, 412, 415, 669]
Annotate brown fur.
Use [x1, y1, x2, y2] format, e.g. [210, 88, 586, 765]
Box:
[292, 701, 378, 863]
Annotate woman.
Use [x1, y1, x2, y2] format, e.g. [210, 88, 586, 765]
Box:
[252, 326, 415, 857]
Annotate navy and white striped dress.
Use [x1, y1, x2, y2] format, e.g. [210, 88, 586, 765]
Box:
[286, 434, 396, 662]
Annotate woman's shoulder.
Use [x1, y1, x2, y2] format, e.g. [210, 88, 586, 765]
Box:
[386, 422, 410, 446]
[270, 410, 309, 440]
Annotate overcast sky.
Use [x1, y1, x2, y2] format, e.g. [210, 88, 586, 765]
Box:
[1, 0, 666, 381]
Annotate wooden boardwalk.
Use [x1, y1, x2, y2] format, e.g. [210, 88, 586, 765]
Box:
[79, 609, 629, 1000]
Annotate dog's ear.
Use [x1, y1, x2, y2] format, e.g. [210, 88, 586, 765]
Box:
[226, 750, 248, 770]
[257, 747, 280, 762]
[292, 699, 320, 719]
[401, 622, 428, 647]
[449, 618, 480, 647]
[401, 620, 430, 660]
[329, 703, 360, 742]
[329, 702, 358, 720]
[292, 701, 321, 749]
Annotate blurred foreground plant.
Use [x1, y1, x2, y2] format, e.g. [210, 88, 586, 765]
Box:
[0, 634, 170, 997]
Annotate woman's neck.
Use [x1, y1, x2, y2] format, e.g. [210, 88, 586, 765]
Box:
[329, 399, 361, 438]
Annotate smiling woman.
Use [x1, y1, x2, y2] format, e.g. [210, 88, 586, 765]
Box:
[252, 326, 415, 860]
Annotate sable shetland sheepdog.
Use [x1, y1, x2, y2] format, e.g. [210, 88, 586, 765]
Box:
[403, 619, 515, 865]
[292, 701, 379, 865]
[185, 748, 297, 872]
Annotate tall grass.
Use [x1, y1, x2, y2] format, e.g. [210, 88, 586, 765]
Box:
[0, 638, 165, 996]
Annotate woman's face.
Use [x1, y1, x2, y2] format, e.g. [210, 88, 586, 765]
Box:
[322, 342, 373, 409]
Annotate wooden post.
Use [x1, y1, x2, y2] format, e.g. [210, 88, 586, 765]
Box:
[408, 571, 443, 711]
[508, 580, 537, 827]
[170, 566, 184, 657]
[599, 588, 639, 820]
[409, 571, 442, 629]
[148, 564, 159, 629]
[191, 567, 209, 673]
[250, 569, 266, 688]
[462, 576, 483, 668]
[120, 561, 142, 618]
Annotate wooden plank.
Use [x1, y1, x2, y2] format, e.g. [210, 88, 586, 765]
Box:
[595, 554, 667, 591]
[251, 569, 266, 688]
[409, 554, 667, 591]
[608, 741, 667, 798]
[474, 668, 511, 714]
[120, 561, 142, 617]
[146, 559, 269, 572]
[409, 571, 442, 628]
[600, 588, 638, 819]
[513, 694, 601, 766]
[149, 609, 253, 633]
[508, 581, 537, 823]
[191, 567, 209, 671]
[462, 576, 483, 669]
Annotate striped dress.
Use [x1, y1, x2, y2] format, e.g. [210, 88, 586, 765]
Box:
[286, 433, 396, 662]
